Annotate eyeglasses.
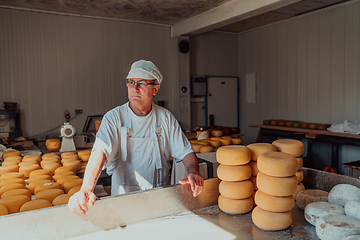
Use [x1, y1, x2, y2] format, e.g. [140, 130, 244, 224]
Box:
[126, 80, 158, 88]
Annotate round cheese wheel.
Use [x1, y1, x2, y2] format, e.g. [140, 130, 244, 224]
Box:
[219, 139, 232, 146]
[63, 179, 83, 193]
[1, 160, 22, 167]
[2, 155, 22, 162]
[296, 157, 303, 170]
[0, 172, 25, 181]
[57, 175, 80, 186]
[52, 193, 72, 206]
[295, 170, 304, 183]
[293, 183, 305, 199]
[61, 155, 80, 161]
[196, 141, 210, 146]
[252, 206, 292, 231]
[209, 140, 221, 148]
[212, 130, 223, 137]
[250, 176, 258, 191]
[60, 152, 77, 158]
[35, 188, 65, 202]
[23, 154, 41, 162]
[316, 214, 360, 240]
[34, 182, 63, 195]
[19, 164, 40, 178]
[221, 136, 232, 140]
[257, 152, 298, 177]
[249, 161, 259, 176]
[2, 150, 21, 159]
[345, 201, 360, 221]
[27, 175, 52, 184]
[0, 195, 30, 213]
[231, 138, 242, 145]
[216, 146, 251, 165]
[257, 172, 298, 197]
[61, 158, 81, 165]
[247, 143, 278, 161]
[20, 199, 53, 212]
[78, 150, 91, 158]
[53, 171, 76, 182]
[199, 146, 214, 153]
[296, 189, 329, 210]
[42, 162, 61, 173]
[0, 204, 8, 216]
[255, 190, 294, 213]
[218, 195, 253, 215]
[0, 183, 26, 197]
[28, 179, 53, 194]
[68, 185, 81, 196]
[305, 202, 345, 226]
[272, 139, 304, 157]
[18, 161, 38, 167]
[1, 188, 32, 199]
[29, 169, 52, 178]
[41, 159, 61, 167]
[0, 165, 19, 175]
[0, 178, 25, 188]
[217, 164, 252, 181]
[219, 180, 253, 199]
[46, 140, 61, 151]
[189, 140, 199, 144]
[210, 137, 221, 141]
[329, 184, 360, 207]
[42, 154, 60, 160]
[80, 153, 91, 162]
[191, 144, 202, 153]
[62, 160, 83, 171]
[54, 166, 76, 174]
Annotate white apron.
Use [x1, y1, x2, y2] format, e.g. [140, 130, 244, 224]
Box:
[110, 105, 171, 196]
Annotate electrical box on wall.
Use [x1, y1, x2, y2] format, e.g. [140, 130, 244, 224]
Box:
[191, 76, 207, 97]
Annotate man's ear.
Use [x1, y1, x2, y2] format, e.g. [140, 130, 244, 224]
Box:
[153, 85, 160, 95]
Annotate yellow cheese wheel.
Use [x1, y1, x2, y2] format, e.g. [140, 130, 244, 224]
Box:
[0, 165, 19, 175]
[219, 180, 253, 200]
[46, 138, 59, 145]
[0, 172, 25, 181]
[68, 186, 81, 196]
[20, 199, 53, 212]
[247, 143, 278, 161]
[272, 139, 304, 157]
[219, 139, 232, 146]
[80, 153, 91, 162]
[27, 179, 53, 194]
[196, 141, 210, 146]
[218, 195, 253, 215]
[2, 155, 22, 162]
[212, 130, 223, 137]
[2, 150, 21, 159]
[62, 160, 82, 171]
[41, 159, 61, 167]
[57, 175, 80, 186]
[0, 178, 25, 188]
[18, 161, 38, 167]
[252, 206, 292, 231]
[63, 179, 83, 193]
[217, 164, 252, 181]
[216, 146, 251, 165]
[52, 193, 72, 206]
[250, 176, 258, 191]
[54, 166, 76, 174]
[257, 152, 298, 177]
[295, 170, 304, 183]
[27, 175, 52, 185]
[78, 150, 91, 158]
[0, 204, 8, 216]
[61, 155, 80, 161]
[1, 188, 32, 199]
[34, 182, 63, 195]
[35, 188, 65, 202]
[60, 152, 78, 158]
[0, 183, 26, 197]
[53, 171, 76, 182]
[46, 140, 61, 151]
[209, 140, 221, 148]
[42, 162, 61, 173]
[2, 160, 22, 166]
[296, 157, 303, 170]
[221, 136, 232, 140]
[29, 169, 53, 178]
[191, 144, 202, 153]
[19, 164, 41, 178]
[189, 140, 199, 144]
[210, 137, 222, 141]
[257, 172, 298, 197]
[42, 154, 60, 160]
[0, 195, 30, 214]
[22, 155, 41, 163]
[255, 190, 294, 212]
[249, 161, 259, 176]
[231, 138, 242, 145]
[293, 182, 305, 199]
[199, 146, 214, 153]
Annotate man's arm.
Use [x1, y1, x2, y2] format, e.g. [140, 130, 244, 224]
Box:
[179, 152, 204, 197]
[68, 148, 105, 215]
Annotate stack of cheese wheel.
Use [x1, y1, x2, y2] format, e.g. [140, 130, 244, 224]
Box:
[247, 143, 278, 205]
[0, 150, 22, 176]
[272, 139, 305, 199]
[216, 145, 253, 215]
[41, 153, 61, 174]
[19, 154, 42, 178]
[60, 152, 83, 171]
[252, 151, 298, 231]
[190, 135, 243, 154]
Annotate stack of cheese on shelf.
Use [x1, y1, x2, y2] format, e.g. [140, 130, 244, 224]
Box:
[216, 145, 253, 214]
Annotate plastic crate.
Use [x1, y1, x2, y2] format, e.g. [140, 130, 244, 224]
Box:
[342, 161, 360, 178]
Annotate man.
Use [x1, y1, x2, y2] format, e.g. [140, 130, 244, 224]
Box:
[68, 60, 203, 215]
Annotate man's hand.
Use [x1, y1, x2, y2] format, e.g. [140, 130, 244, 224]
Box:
[179, 173, 204, 197]
[68, 190, 97, 215]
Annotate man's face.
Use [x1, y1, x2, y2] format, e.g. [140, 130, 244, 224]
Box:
[127, 78, 160, 107]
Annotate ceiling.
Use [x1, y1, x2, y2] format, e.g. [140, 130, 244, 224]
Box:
[0, 0, 351, 37]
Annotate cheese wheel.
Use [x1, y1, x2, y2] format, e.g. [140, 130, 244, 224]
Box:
[293, 182, 305, 199]
[19, 164, 41, 178]
[191, 144, 202, 153]
[41, 159, 61, 167]
[249, 161, 259, 176]
[22, 157, 40, 164]
[296, 189, 329, 210]
[0, 204, 8, 216]
[221, 136, 232, 140]
[329, 184, 360, 207]
[62, 160, 83, 171]
[296, 157, 303, 170]
[212, 130, 223, 137]
[255, 190, 294, 213]
[272, 139, 304, 157]
[35, 188, 65, 202]
[257, 152, 298, 177]
[305, 202, 345, 226]
[0, 195, 30, 213]
[250, 176, 258, 191]
[247, 143, 278, 161]
[1, 188, 32, 199]
[209, 140, 221, 148]
[218, 195, 253, 215]
[57, 175, 80, 186]
[0, 165, 19, 175]
[2, 155, 22, 162]
[0, 183, 26, 197]
[252, 206, 292, 231]
[217, 164, 252, 181]
[27, 175, 52, 184]
[345, 201, 360, 221]
[196, 141, 210, 146]
[61, 155, 80, 161]
[52, 193, 72, 206]
[20, 199, 53, 212]
[210, 137, 221, 141]
[53, 171, 76, 182]
[78, 150, 91, 158]
[29, 169, 52, 178]
[219, 139, 232, 146]
[199, 146, 214, 153]
[219, 180, 253, 199]
[2, 160, 22, 167]
[63, 179, 83, 193]
[257, 172, 298, 197]
[68, 185, 81, 196]
[34, 182, 63, 195]
[18, 161, 38, 167]
[231, 138, 242, 145]
[28, 180, 53, 194]
[42, 162, 61, 173]
[42, 154, 60, 160]
[46, 138, 59, 145]
[0, 178, 25, 188]
[0, 172, 25, 181]
[2, 150, 21, 159]
[46, 140, 61, 151]
[253, 191, 257, 206]
[54, 166, 76, 174]
[80, 153, 91, 162]
[60, 152, 77, 158]
[23, 154, 41, 162]
[316, 214, 360, 240]
[216, 146, 251, 165]
[61, 158, 82, 165]
[295, 170, 304, 183]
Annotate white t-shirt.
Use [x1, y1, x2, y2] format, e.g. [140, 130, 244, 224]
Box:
[93, 102, 193, 170]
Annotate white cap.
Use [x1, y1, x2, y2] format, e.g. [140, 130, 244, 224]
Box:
[126, 60, 163, 85]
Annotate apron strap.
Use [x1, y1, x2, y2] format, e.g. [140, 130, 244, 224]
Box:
[154, 105, 163, 170]
[121, 126, 128, 162]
